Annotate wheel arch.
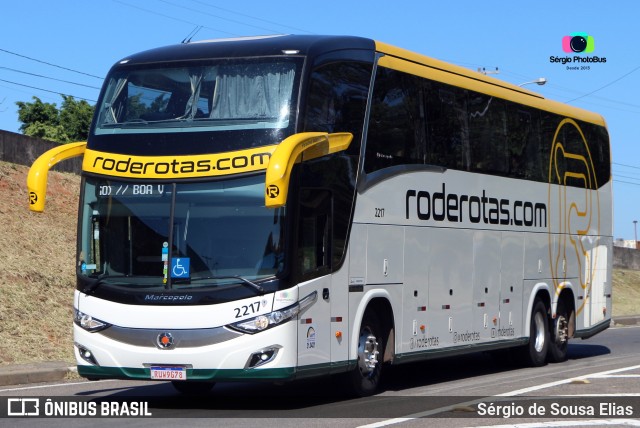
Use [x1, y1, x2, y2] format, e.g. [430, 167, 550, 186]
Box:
[350, 290, 395, 364]
[554, 284, 576, 338]
[524, 283, 551, 337]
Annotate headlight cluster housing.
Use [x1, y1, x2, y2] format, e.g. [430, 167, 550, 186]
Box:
[228, 291, 317, 334]
[74, 308, 111, 332]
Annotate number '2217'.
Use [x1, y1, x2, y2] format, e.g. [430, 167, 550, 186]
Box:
[234, 301, 261, 318]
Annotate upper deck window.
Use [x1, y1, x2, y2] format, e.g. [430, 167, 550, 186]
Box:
[94, 59, 298, 135]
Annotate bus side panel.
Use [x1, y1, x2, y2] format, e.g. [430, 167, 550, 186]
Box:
[472, 230, 501, 341]
[403, 226, 432, 353]
[523, 230, 552, 281]
[499, 232, 525, 340]
[582, 238, 611, 329]
[296, 276, 331, 372]
[330, 248, 351, 367]
[427, 228, 474, 349]
[348, 223, 404, 359]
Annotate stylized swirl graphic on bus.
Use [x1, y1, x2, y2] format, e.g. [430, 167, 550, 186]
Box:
[548, 118, 600, 314]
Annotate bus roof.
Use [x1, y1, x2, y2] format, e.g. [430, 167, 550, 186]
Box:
[110, 35, 605, 128]
[115, 35, 375, 65]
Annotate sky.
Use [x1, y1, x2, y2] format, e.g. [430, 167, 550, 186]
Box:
[1, 1, 638, 240]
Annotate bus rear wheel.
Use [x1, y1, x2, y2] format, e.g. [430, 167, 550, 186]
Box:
[548, 299, 569, 363]
[519, 299, 549, 367]
[348, 309, 386, 397]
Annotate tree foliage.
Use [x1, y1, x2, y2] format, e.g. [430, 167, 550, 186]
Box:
[16, 95, 94, 144]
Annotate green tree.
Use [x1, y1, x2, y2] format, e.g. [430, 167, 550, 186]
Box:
[59, 95, 94, 142]
[22, 122, 69, 143]
[16, 95, 95, 144]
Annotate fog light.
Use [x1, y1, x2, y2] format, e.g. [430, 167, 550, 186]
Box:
[245, 346, 281, 368]
[75, 343, 98, 365]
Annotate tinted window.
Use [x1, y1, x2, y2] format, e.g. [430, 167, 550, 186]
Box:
[363, 65, 610, 188]
[365, 68, 426, 173]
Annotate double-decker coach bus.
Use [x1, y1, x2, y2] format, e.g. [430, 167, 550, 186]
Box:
[28, 35, 612, 396]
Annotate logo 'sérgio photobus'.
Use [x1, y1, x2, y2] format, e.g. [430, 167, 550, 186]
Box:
[550, 32, 606, 69]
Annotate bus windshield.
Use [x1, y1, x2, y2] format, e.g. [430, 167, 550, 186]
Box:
[94, 59, 297, 134]
[78, 174, 286, 290]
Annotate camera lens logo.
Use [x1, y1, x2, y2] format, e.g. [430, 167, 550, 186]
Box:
[562, 32, 594, 53]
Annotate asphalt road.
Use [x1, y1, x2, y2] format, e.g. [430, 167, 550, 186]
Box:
[1, 324, 639, 428]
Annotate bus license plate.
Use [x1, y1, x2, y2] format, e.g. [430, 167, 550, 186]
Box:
[150, 366, 187, 381]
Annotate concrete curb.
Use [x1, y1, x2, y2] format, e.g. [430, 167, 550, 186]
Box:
[611, 315, 640, 327]
[0, 362, 74, 389]
[1, 316, 639, 388]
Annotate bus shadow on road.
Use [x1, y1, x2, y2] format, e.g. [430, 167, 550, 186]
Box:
[380, 343, 611, 393]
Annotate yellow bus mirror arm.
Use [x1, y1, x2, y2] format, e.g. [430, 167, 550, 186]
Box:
[264, 132, 352, 208]
[27, 142, 87, 212]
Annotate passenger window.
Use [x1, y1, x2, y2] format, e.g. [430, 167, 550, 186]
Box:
[365, 67, 426, 173]
[425, 84, 470, 171]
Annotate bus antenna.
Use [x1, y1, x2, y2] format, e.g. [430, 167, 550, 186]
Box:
[182, 26, 203, 44]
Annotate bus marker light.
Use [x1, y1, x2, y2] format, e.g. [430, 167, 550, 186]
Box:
[335, 331, 342, 339]
[418, 306, 426, 312]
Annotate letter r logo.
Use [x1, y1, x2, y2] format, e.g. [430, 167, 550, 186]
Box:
[266, 184, 280, 199]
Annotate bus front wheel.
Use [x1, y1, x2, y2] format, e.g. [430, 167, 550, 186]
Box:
[348, 309, 386, 397]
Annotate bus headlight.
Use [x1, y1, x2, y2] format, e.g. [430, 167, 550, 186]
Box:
[228, 291, 317, 334]
[74, 309, 111, 332]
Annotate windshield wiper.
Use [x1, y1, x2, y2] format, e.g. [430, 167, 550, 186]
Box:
[82, 274, 161, 293]
[82, 274, 121, 293]
[176, 275, 265, 294]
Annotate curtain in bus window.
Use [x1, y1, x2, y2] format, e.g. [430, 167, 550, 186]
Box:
[183, 74, 203, 119]
[210, 64, 295, 121]
[101, 78, 128, 124]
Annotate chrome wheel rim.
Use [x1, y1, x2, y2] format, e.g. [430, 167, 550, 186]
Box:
[555, 315, 569, 345]
[533, 311, 546, 353]
[356, 328, 379, 376]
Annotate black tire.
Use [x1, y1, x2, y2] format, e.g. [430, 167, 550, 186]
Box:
[171, 381, 215, 395]
[548, 299, 570, 363]
[518, 299, 549, 367]
[348, 309, 386, 397]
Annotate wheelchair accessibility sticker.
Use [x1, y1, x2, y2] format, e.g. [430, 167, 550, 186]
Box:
[171, 257, 190, 279]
